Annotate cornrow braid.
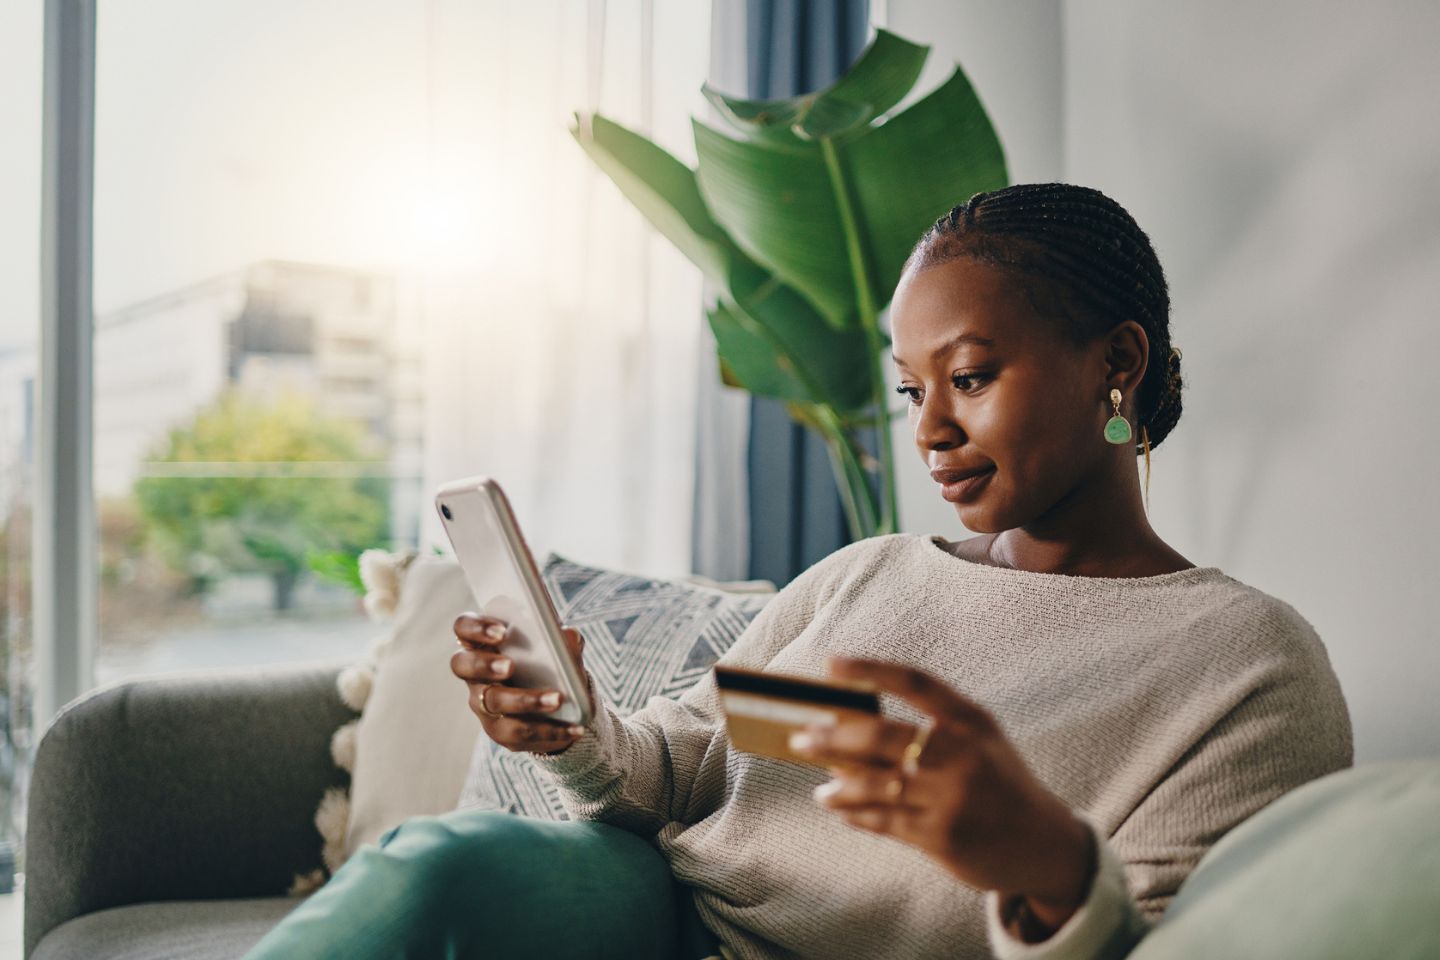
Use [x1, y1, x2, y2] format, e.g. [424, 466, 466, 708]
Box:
[903, 183, 1185, 455]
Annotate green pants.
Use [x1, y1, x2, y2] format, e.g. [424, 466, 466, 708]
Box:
[243, 808, 722, 960]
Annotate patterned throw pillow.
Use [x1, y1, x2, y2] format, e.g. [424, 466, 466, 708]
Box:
[455, 551, 775, 819]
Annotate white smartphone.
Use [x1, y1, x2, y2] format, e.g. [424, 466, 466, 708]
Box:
[434, 476, 592, 727]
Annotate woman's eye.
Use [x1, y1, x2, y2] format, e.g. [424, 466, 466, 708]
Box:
[894, 374, 990, 406]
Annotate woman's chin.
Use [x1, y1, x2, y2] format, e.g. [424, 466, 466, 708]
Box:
[950, 504, 998, 533]
[950, 489, 1015, 533]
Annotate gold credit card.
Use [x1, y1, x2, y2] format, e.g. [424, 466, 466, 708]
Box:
[714, 664, 881, 767]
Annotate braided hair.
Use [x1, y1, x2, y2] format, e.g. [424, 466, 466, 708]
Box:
[901, 182, 1185, 456]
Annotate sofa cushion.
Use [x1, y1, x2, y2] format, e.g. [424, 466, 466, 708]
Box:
[337, 551, 775, 869]
[456, 552, 775, 818]
[341, 555, 482, 860]
[1129, 758, 1440, 960]
[31, 897, 300, 960]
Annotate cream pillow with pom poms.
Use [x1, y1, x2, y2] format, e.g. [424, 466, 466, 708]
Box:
[293, 548, 488, 894]
[339, 555, 485, 854]
[290, 548, 418, 896]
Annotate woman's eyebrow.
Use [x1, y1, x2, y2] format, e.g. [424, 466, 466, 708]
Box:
[891, 332, 997, 369]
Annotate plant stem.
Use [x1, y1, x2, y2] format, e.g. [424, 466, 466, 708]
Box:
[819, 137, 898, 535]
[814, 405, 876, 537]
[823, 435, 866, 541]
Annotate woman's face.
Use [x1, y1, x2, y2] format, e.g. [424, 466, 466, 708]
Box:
[888, 256, 1121, 533]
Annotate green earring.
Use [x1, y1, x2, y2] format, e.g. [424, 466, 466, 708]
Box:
[1104, 387, 1132, 444]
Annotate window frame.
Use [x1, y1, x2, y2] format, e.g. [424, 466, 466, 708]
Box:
[35, 0, 97, 735]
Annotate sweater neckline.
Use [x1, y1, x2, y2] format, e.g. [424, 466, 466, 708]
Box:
[921, 534, 1229, 587]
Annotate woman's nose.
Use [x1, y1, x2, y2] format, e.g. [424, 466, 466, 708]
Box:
[913, 397, 962, 451]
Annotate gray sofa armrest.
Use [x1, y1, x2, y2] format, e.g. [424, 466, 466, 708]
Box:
[24, 657, 358, 958]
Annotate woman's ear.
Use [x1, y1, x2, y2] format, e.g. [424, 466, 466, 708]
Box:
[1103, 321, 1150, 410]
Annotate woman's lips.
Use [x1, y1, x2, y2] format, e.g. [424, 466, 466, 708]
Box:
[939, 467, 995, 502]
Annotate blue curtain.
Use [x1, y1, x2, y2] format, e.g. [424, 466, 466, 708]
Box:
[744, 0, 872, 587]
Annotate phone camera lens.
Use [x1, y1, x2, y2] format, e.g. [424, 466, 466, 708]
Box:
[440, 503, 453, 520]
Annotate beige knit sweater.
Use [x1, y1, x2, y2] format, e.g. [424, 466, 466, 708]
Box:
[528, 533, 1353, 960]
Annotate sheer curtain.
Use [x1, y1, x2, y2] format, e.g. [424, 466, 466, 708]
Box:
[417, 1, 713, 578]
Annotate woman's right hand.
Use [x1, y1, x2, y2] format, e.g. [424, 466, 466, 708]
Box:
[450, 612, 590, 755]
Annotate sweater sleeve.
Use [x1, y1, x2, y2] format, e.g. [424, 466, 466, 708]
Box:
[524, 538, 867, 838]
[985, 602, 1353, 959]
[985, 812, 1151, 960]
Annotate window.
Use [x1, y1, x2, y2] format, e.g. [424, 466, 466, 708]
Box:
[91, 2, 429, 684]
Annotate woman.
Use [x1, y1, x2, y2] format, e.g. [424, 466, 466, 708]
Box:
[248, 183, 1352, 960]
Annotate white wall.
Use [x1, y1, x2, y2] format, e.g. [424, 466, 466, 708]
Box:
[1064, 0, 1440, 762]
[885, 0, 1440, 762]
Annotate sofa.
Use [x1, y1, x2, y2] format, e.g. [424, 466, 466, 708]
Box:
[23, 658, 728, 960]
[25, 660, 362, 959]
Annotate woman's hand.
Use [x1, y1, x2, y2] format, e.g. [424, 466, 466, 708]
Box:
[791, 656, 1097, 935]
[449, 613, 591, 756]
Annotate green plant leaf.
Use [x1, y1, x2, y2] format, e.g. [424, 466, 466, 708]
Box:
[307, 548, 365, 594]
[708, 264, 873, 410]
[574, 109, 879, 382]
[702, 29, 929, 144]
[795, 98, 873, 141]
[700, 85, 809, 145]
[693, 62, 1006, 330]
[816, 29, 930, 124]
[845, 64, 1009, 299]
[730, 264, 873, 410]
[716, 355, 745, 390]
[693, 119, 855, 327]
[570, 112, 737, 283]
[707, 300, 809, 403]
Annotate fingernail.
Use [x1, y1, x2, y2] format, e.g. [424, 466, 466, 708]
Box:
[566, 725, 586, 736]
[485, 623, 506, 640]
[789, 731, 814, 753]
[492, 657, 511, 677]
[813, 780, 841, 801]
[539, 691, 561, 709]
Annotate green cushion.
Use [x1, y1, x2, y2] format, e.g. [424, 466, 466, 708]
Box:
[1130, 760, 1440, 960]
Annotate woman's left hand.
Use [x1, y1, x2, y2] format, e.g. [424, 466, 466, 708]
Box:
[792, 656, 1096, 928]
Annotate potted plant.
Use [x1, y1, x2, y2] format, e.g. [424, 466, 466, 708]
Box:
[572, 29, 1007, 539]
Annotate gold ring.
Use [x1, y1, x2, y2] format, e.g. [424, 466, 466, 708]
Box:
[886, 774, 905, 802]
[476, 682, 505, 718]
[900, 722, 932, 777]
